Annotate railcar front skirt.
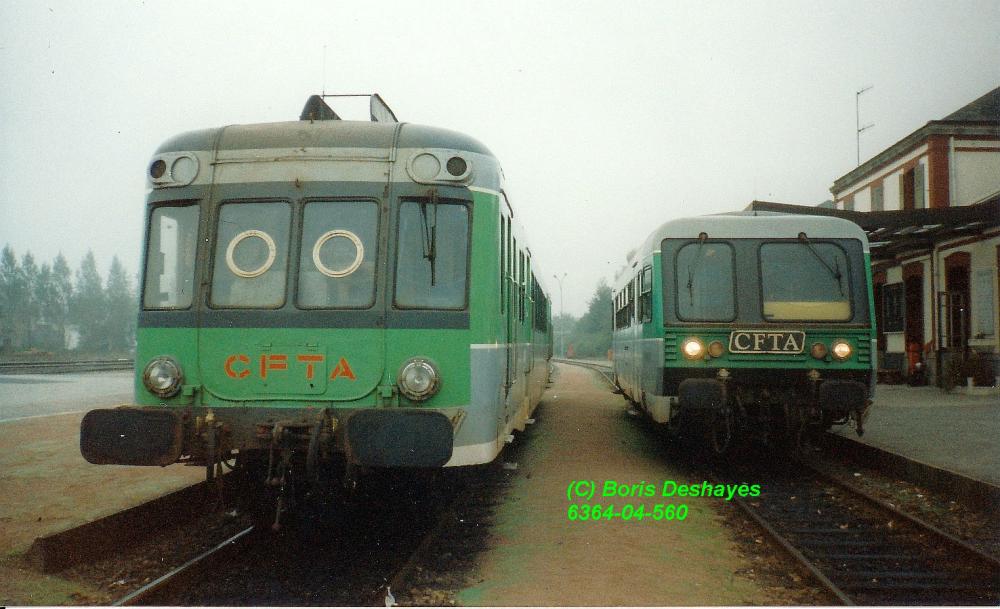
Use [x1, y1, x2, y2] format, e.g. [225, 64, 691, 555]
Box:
[676, 377, 869, 423]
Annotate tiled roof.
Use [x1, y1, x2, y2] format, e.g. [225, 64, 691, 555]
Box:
[831, 87, 1000, 195]
[942, 86, 1000, 122]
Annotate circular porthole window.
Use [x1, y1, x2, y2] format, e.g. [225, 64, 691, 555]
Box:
[225, 230, 277, 278]
[312, 230, 364, 278]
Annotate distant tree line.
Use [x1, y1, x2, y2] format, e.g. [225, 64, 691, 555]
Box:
[0, 245, 137, 357]
[554, 279, 613, 359]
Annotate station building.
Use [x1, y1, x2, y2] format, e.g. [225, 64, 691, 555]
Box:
[748, 86, 1000, 386]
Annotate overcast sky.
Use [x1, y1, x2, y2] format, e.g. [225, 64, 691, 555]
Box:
[1, 0, 998, 316]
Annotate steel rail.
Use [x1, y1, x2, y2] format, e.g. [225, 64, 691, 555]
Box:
[114, 525, 255, 606]
[732, 495, 855, 605]
[728, 462, 999, 605]
[803, 458, 1000, 569]
[0, 359, 133, 374]
[367, 501, 460, 606]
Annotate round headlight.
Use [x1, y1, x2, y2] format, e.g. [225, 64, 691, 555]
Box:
[708, 341, 725, 358]
[682, 338, 705, 360]
[143, 357, 183, 398]
[810, 342, 828, 360]
[397, 358, 440, 401]
[831, 340, 853, 361]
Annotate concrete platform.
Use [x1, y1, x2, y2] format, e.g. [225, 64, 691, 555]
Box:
[832, 384, 1000, 487]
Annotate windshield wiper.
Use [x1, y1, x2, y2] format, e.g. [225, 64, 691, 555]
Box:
[685, 232, 708, 304]
[797, 232, 845, 296]
[419, 190, 438, 286]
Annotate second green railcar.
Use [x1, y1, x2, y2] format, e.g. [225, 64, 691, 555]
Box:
[612, 213, 876, 452]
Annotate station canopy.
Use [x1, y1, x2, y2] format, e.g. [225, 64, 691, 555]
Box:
[743, 196, 1000, 263]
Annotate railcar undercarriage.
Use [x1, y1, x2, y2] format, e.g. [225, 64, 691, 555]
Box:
[670, 374, 871, 455]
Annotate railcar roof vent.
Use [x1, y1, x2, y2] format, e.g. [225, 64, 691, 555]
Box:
[299, 93, 398, 123]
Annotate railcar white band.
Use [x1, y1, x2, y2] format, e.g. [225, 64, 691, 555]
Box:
[312, 230, 364, 278]
[225, 230, 276, 278]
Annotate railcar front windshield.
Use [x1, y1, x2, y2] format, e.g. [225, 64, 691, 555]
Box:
[760, 242, 851, 321]
[675, 242, 735, 321]
[394, 199, 470, 309]
[210, 201, 291, 308]
[298, 200, 378, 308]
[143, 204, 200, 309]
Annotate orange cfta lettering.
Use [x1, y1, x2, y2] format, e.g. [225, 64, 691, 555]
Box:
[260, 354, 288, 379]
[296, 354, 324, 380]
[329, 357, 356, 381]
[224, 354, 250, 379]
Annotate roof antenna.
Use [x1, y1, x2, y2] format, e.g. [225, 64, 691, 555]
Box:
[321, 44, 327, 96]
[856, 85, 874, 166]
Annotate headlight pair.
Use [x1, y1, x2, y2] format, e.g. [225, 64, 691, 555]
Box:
[681, 338, 725, 360]
[811, 340, 853, 361]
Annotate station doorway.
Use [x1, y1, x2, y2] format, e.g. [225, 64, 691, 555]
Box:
[902, 262, 924, 376]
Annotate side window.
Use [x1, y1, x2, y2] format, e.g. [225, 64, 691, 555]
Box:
[640, 265, 652, 323]
[882, 283, 904, 332]
[526, 256, 533, 320]
[143, 204, 200, 309]
[532, 275, 548, 331]
[211, 201, 290, 308]
[500, 215, 506, 313]
[518, 250, 525, 321]
[394, 199, 470, 309]
[297, 200, 378, 309]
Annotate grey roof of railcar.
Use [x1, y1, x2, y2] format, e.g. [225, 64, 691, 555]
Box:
[155, 120, 495, 157]
[630, 213, 870, 265]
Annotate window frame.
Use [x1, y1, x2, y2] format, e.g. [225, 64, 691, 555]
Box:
[673, 240, 738, 323]
[208, 198, 293, 310]
[141, 200, 202, 311]
[639, 264, 653, 323]
[294, 197, 381, 310]
[392, 196, 473, 311]
[882, 282, 905, 333]
[757, 240, 855, 323]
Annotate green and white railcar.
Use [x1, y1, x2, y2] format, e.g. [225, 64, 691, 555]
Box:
[612, 213, 876, 452]
[81, 95, 552, 479]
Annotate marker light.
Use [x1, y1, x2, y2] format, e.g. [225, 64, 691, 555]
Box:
[708, 341, 725, 358]
[149, 160, 167, 179]
[446, 156, 468, 177]
[810, 342, 828, 360]
[831, 340, 853, 361]
[682, 338, 705, 360]
[397, 357, 441, 401]
[143, 357, 183, 398]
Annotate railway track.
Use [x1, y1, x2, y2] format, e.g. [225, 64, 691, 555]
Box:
[115, 526, 256, 606]
[731, 461, 1000, 605]
[552, 357, 614, 386]
[0, 359, 133, 374]
[105, 470, 480, 606]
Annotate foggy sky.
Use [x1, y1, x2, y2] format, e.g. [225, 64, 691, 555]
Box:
[1, 0, 998, 316]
